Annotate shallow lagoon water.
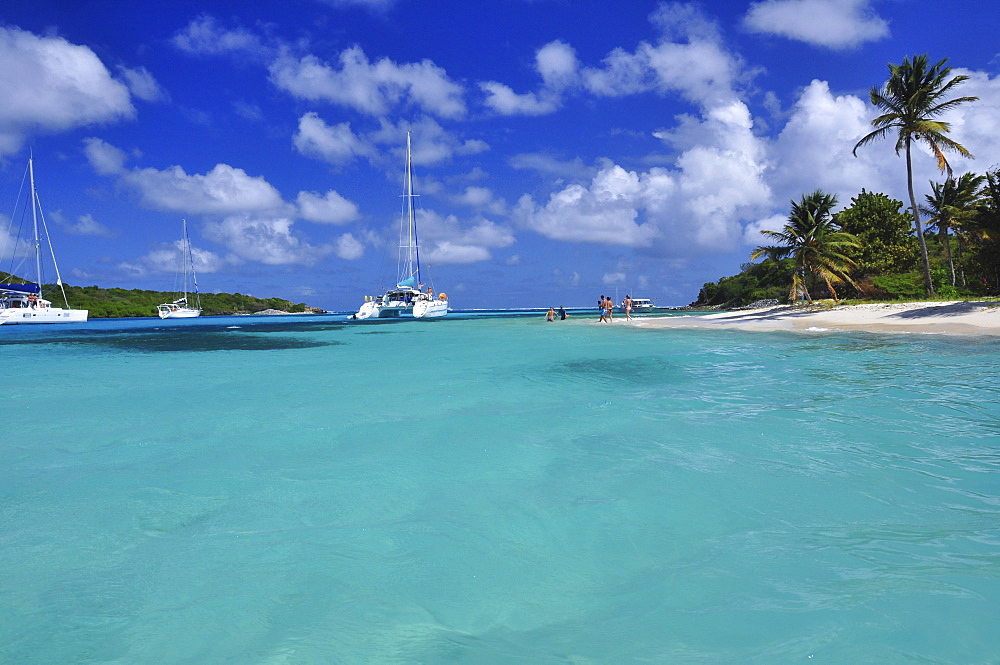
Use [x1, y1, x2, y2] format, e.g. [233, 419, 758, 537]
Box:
[2, 314, 999, 663]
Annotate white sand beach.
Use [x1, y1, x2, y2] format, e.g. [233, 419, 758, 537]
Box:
[621, 301, 1000, 336]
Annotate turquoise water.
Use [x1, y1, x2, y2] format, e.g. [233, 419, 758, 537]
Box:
[2, 315, 999, 664]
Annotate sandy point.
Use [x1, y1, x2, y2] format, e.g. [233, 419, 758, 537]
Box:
[615, 301, 1000, 336]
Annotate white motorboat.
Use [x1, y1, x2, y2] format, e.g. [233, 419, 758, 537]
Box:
[353, 132, 448, 320]
[621, 297, 655, 312]
[0, 156, 88, 325]
[157, 219, 202, 319]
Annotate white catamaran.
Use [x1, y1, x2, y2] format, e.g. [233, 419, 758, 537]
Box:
[0, 156, 89, 325]
[353, 132, 448, 320]
[157, 219, 202, 319]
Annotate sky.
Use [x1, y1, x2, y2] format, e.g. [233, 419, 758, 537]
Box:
[1, 0, 998, 311]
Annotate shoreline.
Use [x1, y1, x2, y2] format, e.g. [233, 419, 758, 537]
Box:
[611, 301, 1000, 336]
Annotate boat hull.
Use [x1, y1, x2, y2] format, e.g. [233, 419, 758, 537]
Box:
[0, 307, 88, 324]
[158, 306, 201, 319]
[353, 297, 448, 320]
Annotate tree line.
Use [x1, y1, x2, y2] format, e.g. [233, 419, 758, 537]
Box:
[0, 273, 315, 318]
[696, 55, 999, 308]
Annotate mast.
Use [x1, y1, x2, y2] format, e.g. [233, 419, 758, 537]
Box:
[399, 131, 420, 286]
[183, 219, 201, 310]
[28, 156, 42, 289]
[182, 219, 189, 303]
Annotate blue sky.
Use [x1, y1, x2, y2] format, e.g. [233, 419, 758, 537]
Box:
[1, 0, 998, 311]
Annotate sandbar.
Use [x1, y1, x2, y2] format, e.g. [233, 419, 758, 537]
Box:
[616, 301, 1000, 336]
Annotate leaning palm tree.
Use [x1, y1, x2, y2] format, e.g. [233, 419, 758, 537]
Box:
[752, 191, 861, 303]
[921, 172, 985, 287]
[853, 54, 979, 296]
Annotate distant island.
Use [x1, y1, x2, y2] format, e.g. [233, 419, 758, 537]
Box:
[1, 272, 322, 318]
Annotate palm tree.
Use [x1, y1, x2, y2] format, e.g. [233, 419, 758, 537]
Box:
[752, 191, 861, 303]
[921, 172, 985, 287]
[852, 54, 978, 296]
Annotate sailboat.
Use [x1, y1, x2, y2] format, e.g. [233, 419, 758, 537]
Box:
[352, 132, 448, 320]
[157, 219, 202, 319]
[0, 156, 89, 325]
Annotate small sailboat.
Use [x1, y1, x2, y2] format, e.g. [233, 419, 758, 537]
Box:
[0, 156, 89, 325]
[353, 131, 448, 320]
[157, 219, 202, 319]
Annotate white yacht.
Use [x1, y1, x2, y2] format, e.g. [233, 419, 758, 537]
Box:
[0, 156, 88, 325]
[353, 132, 448, 320]
[157, 219, 202, 319]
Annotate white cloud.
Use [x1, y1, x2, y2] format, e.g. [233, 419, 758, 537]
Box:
[414, 210, 515, 264]
[83, 137, 128, 175]
[117, 65, 166, 102]
[0, 26, 134, 157]
[123, 233, 226, 276]
[172, 15, 269, 58]
[514, 164, 659, 247]
[202, 215, 330, 265]
[603, 272, 626, 285]
[296, 189, 360, 225]
[942, 69, 1000, 176]
[536, 41, 580, 90]
[517, 96, 772, 255]
[479, 82, 560, 116]
[770, 79, 888, 206]
[122, 163, 289, 215]
[293, 113, 371, 165]
[67, 214, 116, 237]
[335, 233, 364, 260]
[743, 213, 786, 245]
[481, 4, 739, 116]
[269, 46, 466, 119]
[744, 0, 889, 50]
[454, 186, 507, 215]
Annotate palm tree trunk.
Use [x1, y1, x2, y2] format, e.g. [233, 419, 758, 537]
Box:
[906, 138, 935, 295]
[940, 227, 956, 286]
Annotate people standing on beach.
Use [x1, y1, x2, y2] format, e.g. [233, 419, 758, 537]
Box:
[624, 295, 633, 320]
[546, 307, 555, 321]
[605, 295, 613, 322]
[599, 296, 608, 322]
[558, 306, 567, 320]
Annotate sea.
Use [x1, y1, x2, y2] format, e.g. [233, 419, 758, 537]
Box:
[2, 311, 999, 664]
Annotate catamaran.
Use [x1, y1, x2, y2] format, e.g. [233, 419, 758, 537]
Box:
[0, 156, 89, 325]
[157, 219, 202, 319]
[353, 132, 448, 320]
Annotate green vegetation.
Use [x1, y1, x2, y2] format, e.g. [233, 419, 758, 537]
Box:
[1, 272, 315, 318]
[694, 53, 998, 308]
[852, 54, 979, 295]
[751, 191, 860, 303]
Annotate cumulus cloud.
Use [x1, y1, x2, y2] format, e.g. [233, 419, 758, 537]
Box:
[121, 163, 289, 216]
[172, 15, 270, 58]
[770, 79, 889, 205]
[296, 189, 360, 225]
[479, 82, 560, 116]
[117, 65, 166, 102]
[66, 213, 116, 237]
[85, 139, 351, 268]
[483, 4, 739, 116]
[514, 164, 660, 248]
[414, 210, 515, 264]
[129, 238, 226, 276]
[202, 215, 330, 265]
[293, 113, 372, 165]
[335, 232, 364, 260]
[516, 95, 772, 255]
[270, 45, 466, 119]
[743, 0, 889, 50]
[83, 137, 128, 175]
[0, 26, 134, 157]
